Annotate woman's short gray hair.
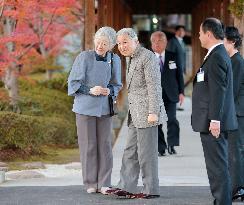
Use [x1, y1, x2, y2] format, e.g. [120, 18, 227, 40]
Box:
[94, 27, 116, 49]
[117, 28, 138, 41]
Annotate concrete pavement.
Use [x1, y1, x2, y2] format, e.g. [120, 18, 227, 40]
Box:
[0, 98, 208, 187]
[0, 186, 214, 205]
[2, 98, 243, 204]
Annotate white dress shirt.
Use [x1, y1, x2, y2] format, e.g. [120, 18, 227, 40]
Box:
[155, 51, 165, 64]
[204, 42, 223, 61]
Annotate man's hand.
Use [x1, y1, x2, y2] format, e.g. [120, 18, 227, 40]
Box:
[90, 86, 103, 96]
[101, 88, 110, 96]
[179, 94, 184, 106]
[209, 121, 220, 138]
[148, 113, 158, 123]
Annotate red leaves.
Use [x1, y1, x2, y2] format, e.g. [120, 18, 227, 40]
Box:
[0, 0, 83, 75]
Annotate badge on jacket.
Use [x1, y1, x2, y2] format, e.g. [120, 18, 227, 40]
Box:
[169, 61, 177, 69]
[197, 68, 204, 82]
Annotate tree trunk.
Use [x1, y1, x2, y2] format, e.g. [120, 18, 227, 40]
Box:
[39, 41, 52, 80]
[3, 11, 20, 112]
[3, 67, 20, 113]
[46, 69, 52, 80]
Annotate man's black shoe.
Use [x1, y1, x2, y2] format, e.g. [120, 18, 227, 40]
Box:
[177, 107, 184, 111]
[158, 150, 166, 157]
[168, 146, 177, 155]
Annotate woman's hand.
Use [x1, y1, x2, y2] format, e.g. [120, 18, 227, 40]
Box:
[89, 86, 110, 96]
[90, 86, 103, 96]
[101, 88, 110, 96]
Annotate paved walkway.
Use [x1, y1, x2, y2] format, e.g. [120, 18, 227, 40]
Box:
[0, 98, 208, 187]
[1, 98, 243, 204]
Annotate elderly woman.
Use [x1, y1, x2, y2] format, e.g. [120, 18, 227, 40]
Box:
[68, 27, 122, 194]
[224, 26, 244, 201]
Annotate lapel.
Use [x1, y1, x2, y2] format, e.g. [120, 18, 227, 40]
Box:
[193, 45, 223, 84]
[163, 51, 170, 74]
[127, 46, 141, 89]
[201, 44, 223, 68]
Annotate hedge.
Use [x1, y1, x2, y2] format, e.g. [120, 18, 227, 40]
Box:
[0, 112, 76, 153]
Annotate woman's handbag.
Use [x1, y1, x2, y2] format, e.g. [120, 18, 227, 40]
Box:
[108, 95, 118, 116]
[108, 53, 118, 116]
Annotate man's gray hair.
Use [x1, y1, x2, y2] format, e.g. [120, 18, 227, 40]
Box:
[94, 27, 117, 49]
[117, 28, 138, 41]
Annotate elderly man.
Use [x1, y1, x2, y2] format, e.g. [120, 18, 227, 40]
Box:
[151, 31, 184, 156]
[107, 28, 166, 199]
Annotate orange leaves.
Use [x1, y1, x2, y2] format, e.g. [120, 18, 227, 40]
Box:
[0, 0, 83, 75]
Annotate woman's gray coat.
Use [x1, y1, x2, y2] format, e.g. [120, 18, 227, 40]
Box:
[68, 51, 122, 117]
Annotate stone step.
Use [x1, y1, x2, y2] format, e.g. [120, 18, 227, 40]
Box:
[0, 171, 5, 183]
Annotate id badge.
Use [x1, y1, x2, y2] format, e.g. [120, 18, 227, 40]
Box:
[197, 68, 204, 82]
[169, 61, 177, 69]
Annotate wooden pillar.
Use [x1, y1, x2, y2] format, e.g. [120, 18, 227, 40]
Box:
[191, 0, 234, 77]
[84, 0, 95, 50]
[192, 0, 206, 76]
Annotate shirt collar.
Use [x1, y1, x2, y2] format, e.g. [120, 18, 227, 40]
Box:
[95, 51, 108, 62]
[204, 42, 223, 60]
[155, 51, 165, 58]
[176, 36, 183, 42]
[131, 45, 141, 58]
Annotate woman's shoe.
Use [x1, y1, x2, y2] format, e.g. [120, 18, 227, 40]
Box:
[232, 187, 244, 201]
[87, 187, 97, 194]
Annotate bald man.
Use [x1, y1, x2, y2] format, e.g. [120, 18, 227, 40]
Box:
[150, 31, 184, 156]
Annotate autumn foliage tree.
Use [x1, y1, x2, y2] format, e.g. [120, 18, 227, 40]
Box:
[0, 0, 83, 111]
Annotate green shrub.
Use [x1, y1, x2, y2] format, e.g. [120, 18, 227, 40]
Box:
[0, 112, 76, 153]
[18, 78, 74, 120]
[37, 72, 68, 92]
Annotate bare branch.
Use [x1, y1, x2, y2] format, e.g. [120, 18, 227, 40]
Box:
[16, 42, 36, 60]
[0, 0, 5, 20]
[40, 8, 57, 40]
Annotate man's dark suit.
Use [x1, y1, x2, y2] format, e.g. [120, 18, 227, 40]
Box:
[192, 44, 238, 205]
[158, 50, 184, 154]
[228, 52, 244, 195]
[167, 36, 186, 73]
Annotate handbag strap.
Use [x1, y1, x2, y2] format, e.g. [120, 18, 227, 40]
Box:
[110, 52, 113, 78]
[109, 52, 114, 84]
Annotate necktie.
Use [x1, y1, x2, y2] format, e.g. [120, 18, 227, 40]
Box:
[159, 55, 164, 72]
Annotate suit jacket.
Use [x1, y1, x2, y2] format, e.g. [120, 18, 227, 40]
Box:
[68, 51, 122, 117]
[167, 36, 186, 72]
[231, 52, 244, 117]
[192, 44, 237, 132]
[127, 46, 167, 128]
[160, 50, 184, 102]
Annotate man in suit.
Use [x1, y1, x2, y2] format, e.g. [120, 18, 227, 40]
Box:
[167, 25, 186, 111]
[167, 25, 186, 74]
[224, 26, 244, 200]
[192, 18, 238, 205]
[150, 31, 184, 156]
[107, 28, 167, 199]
